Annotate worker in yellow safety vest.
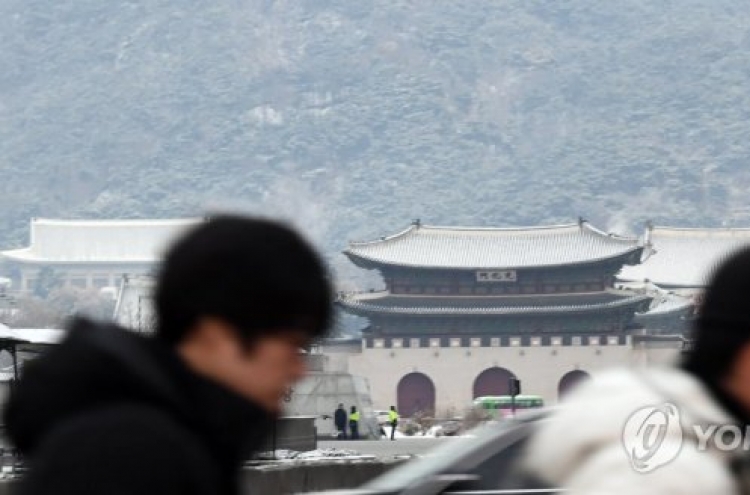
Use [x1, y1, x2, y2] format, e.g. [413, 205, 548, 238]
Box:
[388, 406, 399, 441]
[349, 406, 360, 440]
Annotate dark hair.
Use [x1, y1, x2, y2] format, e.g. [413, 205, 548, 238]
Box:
[683, 246, 750, 381]
[154, 215, 332, 345]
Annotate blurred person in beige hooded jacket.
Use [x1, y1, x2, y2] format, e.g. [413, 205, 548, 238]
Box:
[525, 246, 750, 494]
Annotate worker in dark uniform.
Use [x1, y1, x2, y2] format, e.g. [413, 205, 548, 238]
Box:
[334, 403, 347, 439]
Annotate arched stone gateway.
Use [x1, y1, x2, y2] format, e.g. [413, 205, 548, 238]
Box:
[397, 372, 436, 417]
[473, 367, 516, 398]
[558, 370, 592, 400]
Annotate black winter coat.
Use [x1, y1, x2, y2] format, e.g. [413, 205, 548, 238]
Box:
[334, 407, 347, 429]
[4, 317, 274, 495]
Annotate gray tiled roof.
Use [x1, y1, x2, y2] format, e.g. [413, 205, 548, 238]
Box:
[635, 293, 694, 319]
[618, 227, 750, 288]
[337, 291, 652, 316]
[345, 222, 642, 270]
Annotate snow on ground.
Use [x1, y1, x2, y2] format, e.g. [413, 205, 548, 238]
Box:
[254, 448, 377, 462]
[381, 424, 474, 439]
[253, 425, 478, 464]
[380, 426, 409, 439]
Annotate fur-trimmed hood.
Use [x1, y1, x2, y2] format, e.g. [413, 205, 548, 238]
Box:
[525, 367, 741, 494]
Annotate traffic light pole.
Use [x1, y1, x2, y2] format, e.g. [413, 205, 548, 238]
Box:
[509, 377, 521, 417]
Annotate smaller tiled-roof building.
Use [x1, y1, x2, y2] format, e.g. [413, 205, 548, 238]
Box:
[618, 225, 750, 289]
[616, 225, 750, 337]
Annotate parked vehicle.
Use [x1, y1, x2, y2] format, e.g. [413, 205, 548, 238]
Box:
[373, 410, 392, 425]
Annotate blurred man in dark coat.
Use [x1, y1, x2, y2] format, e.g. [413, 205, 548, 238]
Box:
[4, 215, 332, 495]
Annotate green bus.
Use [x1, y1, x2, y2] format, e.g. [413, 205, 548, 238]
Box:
[473, 395, 545, 418]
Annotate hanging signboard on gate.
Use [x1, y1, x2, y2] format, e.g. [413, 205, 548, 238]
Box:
[475, 270, 517, 282]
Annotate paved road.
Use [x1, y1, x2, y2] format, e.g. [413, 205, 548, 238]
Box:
[318, 437, 460, 458]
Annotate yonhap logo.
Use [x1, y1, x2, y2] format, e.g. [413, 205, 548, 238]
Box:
[622, 403, 683, 473]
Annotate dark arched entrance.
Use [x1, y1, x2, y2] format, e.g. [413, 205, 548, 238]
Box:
[397, 372, 436, 417]
[473, 367, 516, 398]
[558, 370, 591, 400]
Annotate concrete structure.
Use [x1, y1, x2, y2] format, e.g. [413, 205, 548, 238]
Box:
[284, 353, 380, 439]
[260, 416, 318, 453]
[2, 218, 200, 293]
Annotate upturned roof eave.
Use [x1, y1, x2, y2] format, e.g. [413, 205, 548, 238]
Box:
[343, 245, 645, 271]
[336, 294, 653, 317]
[1, 249, 157, 265]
